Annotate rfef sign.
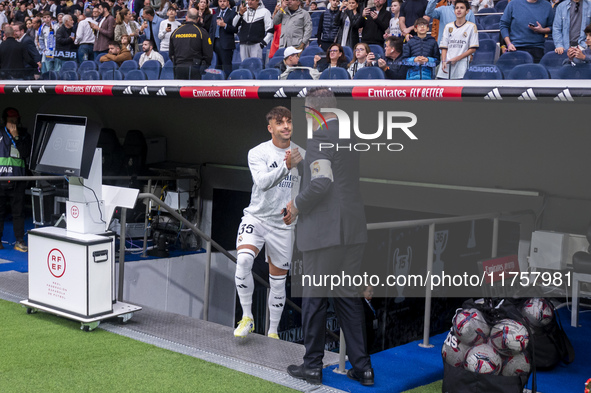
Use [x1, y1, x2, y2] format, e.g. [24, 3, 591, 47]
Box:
[70, 205, 79, 219]
[47, 248, 66, 278]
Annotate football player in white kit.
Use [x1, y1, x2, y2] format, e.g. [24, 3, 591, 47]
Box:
[234, 106, 305, 339]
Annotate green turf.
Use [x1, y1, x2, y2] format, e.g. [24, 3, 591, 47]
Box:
[402, 380, 443, 393]
[0, 299, 296, 393]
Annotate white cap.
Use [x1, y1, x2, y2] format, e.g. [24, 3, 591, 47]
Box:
[284, 46, 303, 58]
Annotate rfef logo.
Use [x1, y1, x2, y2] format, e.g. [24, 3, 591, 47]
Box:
[305, 108, 418, 152]
[48, 248, 66, 278]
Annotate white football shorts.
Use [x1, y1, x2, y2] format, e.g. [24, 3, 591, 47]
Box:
[236, 215, 294, 270]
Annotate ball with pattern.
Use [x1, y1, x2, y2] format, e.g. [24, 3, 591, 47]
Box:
[501, 352, 531, 376]
[442, 331, 471, 367]
[521, 298, 553, 327]
[490, 318, 529, 355]
[453, 308, 490, 346]
[464, 344, 502, 375]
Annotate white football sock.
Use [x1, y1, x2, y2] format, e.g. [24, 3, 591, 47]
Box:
[235, 249, 255, 319]
[268, 273, 287, 335]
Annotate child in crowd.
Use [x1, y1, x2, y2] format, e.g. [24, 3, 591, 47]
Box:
[386, 0, 401, 37]
[347, 42, 376, 77]
[401, 17, 440, 79]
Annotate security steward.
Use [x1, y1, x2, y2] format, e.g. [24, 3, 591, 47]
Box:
[169, 8, 214, 80]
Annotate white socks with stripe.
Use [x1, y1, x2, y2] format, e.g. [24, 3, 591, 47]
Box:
[235, 249, 255, 319]
[268, 274, 287, 336]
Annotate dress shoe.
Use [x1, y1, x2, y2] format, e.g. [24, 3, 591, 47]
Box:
[287, 364, 322, 385]
[347, 367, 374, 386]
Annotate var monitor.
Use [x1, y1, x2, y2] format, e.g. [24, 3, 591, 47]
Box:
[30, 114, 100, 179]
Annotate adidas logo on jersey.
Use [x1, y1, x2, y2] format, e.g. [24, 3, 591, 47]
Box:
[236, 284, 248, 289]
[270, 162, 278, 168]
[272, 303, 284, 308]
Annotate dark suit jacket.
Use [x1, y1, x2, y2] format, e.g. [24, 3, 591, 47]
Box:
[295, 118, 367, 252]
[20, 34, 41, 64]
[209, 7, 238, 50]
[0, 37, 37, 77]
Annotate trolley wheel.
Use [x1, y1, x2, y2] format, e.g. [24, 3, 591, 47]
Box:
[81, 321, 100, 332]
[118, 312, 134, 324]
[26, 307, 37, 314]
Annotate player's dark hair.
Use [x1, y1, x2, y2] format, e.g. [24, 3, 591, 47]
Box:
[455, 0, 470, 10]
[266, 106, 291, 124]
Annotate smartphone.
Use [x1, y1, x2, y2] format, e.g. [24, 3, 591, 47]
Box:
[528, 23, 535, 27]
[167, 23, 171, 28]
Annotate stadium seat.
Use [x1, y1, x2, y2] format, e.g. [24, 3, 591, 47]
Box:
[60, 70, 79, 80]
[477, 8, 497, 13]
[98, 60, 118, 77]
[60, 60, 78, 73]
[266, 54, 284, 69]
[496, 51, 533, 76]
[209, 52, 218, 68]
[342, 45, 353, 62]
[353, 66, 385, 79]
[101, 69, 123, 80]
[369, 44, 385, 59]
[80, 70, 101, 80]
[228, 69, 254, 79]
[41, 71, 59, 80]
[308, 40, 319, 47]
[141, 60, 162, 80]
[160, 51, 170, 64]
[95, 53, 107, 65]
[202, 69, 226, 80]
[471, 39, 498, 64]
[301, 46, 324, 57]
[240, 57, 263, 76]
[556, 63, 591, 79]
[119, 60, 139, 77]
[319, 67, 350, 79]
[256, 68, 281, 79]
[495, 0, 508, 11]
[299, 55, 316, 68]
[160, 60, 175, 80]
[133, 52, 142, 62]
[79, 60, 97, 75]
[286, 68, 313, 79]
[463, 64, 503, 79]
[540, 51, 568, 78]
[544, 40, 555, 53]
[124, 69, 147, 80]
[478, 32, 494, 42]
[232, 47, 242, 70]
[481, 14, 501, 30]
[506, 63, 550, 79]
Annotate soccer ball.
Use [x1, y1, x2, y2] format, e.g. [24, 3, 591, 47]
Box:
[464, 344, 502, 374]
[442, 330, 470, 367]
[521, 298, 554, 327]
[501, 352, 531, 376]
[490, 319, 529, 355]
[453, 308, 490, 346]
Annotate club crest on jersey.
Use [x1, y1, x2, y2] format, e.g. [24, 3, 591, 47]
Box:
[313, 162, 320, 174]
[463, 32, 467, 37]
[238, 235, 243, 243]
[449, 27, 453, 33]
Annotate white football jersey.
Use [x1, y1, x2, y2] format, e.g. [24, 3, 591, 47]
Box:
[437, 20, 479, 79]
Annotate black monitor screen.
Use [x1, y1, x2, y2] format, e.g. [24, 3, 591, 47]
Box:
[30, 114, 100, 178]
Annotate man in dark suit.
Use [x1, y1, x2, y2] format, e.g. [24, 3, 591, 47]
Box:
[12, 21, 42, 79]
[0, 25, 38, 79]
[284, 88, 374, 386]
[209, 0, 237, 78]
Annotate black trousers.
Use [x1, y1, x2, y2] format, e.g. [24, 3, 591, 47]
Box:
[173, 64, 203, 80]
[214, 42, 234, 78]
[0, 181, 27, 241]
[515, 46, 545, 63]
[301, 243, 371, 372]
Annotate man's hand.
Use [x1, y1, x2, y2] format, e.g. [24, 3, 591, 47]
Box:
[529, 21, 544, 34]
[377, 58, 386, 69]
[239, 3, 247, 15]
[555, 47, 564, 55]
[282, 200, 299, 225]
[6, 122, 18, 137]
[285, 147, 303, 170]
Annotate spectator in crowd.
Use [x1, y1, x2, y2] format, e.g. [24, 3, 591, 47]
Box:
[91, 2, 116, 59]
[209, 0, 237, 77]
[100, 40, 131, 64]
[138, 38, 164, 65]
[499, 0, 554, 63]
[139, 6, 164, 51]
[28, 16, 40, 39]
[275, 45, 301, 72]
[0, 4, 8, 27]
[115, 9, 140, 53]
[335, 0, 362, 48]
[0, 25, 38, 79]
[566, 22, 591, 63]
[233, 0, 273, 61]
[194, 0, 212, 31]
[471, 0, 494, 13]
[26, 2, 39, 18]
[138, 0, 150, 20]
[553, 0, 591, 55]
[316, 0, 341, 51]
[386, 0, 402, 37]
[0, 107, 31, 253]
[377, 35, 405, 79]
[169, 7, 213, 79]
[359, 0, 391, 46]
[12, 21, 41, 77]
[347, 42, 376, 77]
[120, 34, 133, 53]
[158, 7, 180, 54]
[13, 2, 27, 23]
[54, 13, 77, 71]
[37, 11, 58, 72]
[436, 0, 478, 79]
[313, 42, 348, 71]
[401, 17, 439, 79]
[273, 0, 312, 49]
[399, 0, 428, 38]
[426, 0, 475, 44]
[75, 8, 95, 62]
[156, 0, 173, 18]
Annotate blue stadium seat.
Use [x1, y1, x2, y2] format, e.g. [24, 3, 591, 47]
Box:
[496, 51, 533, 76]
[463, 64, 503, 79]
[472, 39, 498, 64]
[544, 40, 555, 53]
[506, 63, 550, 79]
[202, 69, 226, 80]
[124, 69, 147, 80]
[308, 40, 319, 47]
[98, 60, 118, 77]
[209, 52, 218, 68]
[80, 70, 101, 80]
[353, 66, 385, 79]
[481, 14, 501, 30]
[301, 46, 324, 57]
[540, 51, 568, 78]
[119, 60, 139, 77]
[556, 63, 591, 79]
[101, 70, 123, 80]
[478, 32, 494, 42]
[240, 57, 263, 75]
[299, 55, 316, 68]
[60, 60, 78, 73]
[133, 52, 142, 62]
[228, 69, 254, 79]
[160, 60, 175, 80]
[256, 68, 281, 79]
[342, 45, 353, 62]
[286, 68, 313, 79]
[41, 71, 59, 80]
[141, 60, 162, 80]
[266, 54, 284, 69]
[60, 70, 79, 80]
[477, 8, 497, 13]
[319, 67, 350, 79]
[160, 51, 170, 64]
[369, 44, 385, 59]
[232, 47, 242, 70]
[79, 60, 97, 75]
[495, 0, 508, 11]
